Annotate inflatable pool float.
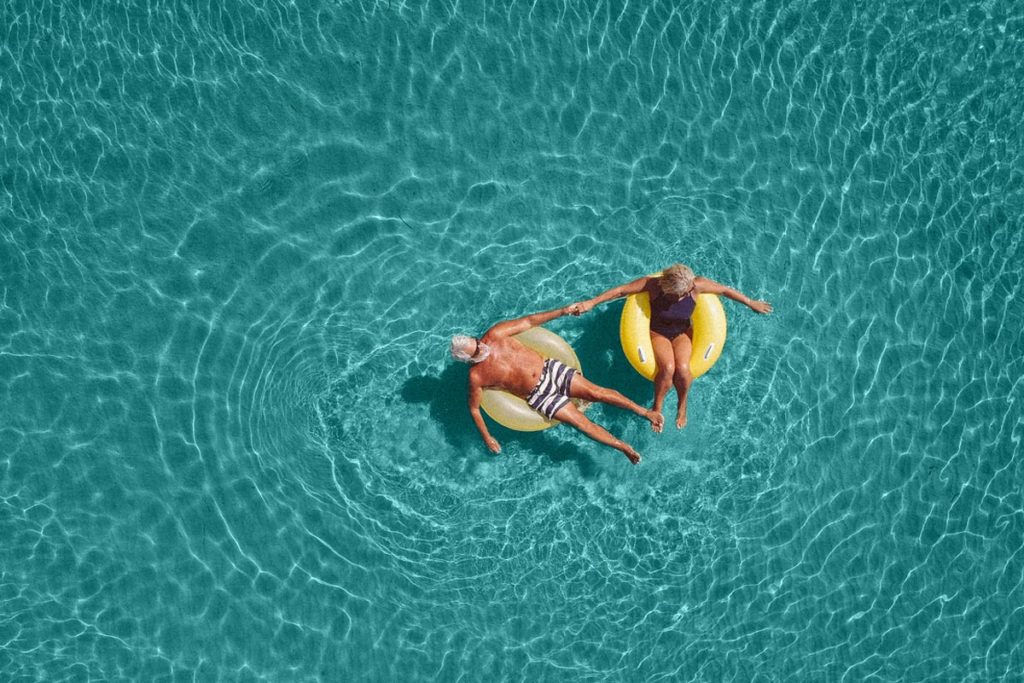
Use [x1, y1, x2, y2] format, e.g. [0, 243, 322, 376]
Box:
[480, 326, 587, 431]
[619, 291, 727, 380]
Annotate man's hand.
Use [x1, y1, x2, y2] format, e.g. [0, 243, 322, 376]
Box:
[484, 436, 501, 454]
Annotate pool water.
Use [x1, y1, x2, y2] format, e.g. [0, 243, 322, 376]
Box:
[2, 1, 1022, 680]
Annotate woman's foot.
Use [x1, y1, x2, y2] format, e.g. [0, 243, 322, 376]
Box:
[675, 400, 688, 429]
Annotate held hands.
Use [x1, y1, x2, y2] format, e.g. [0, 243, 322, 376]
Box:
[484, 436, 501, 454]
[750, 300, 773, 314]
[568, 300, 594, 316]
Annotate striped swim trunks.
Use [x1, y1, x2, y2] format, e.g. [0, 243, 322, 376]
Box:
[525, 358, 577, 419]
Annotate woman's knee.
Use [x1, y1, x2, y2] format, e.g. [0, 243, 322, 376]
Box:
[656, 360, 675, 380]
[674, 363, 691, 383]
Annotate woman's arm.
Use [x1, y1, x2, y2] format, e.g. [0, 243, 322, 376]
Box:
[570, 276, 653, 315]
[696, 277, 773, 314]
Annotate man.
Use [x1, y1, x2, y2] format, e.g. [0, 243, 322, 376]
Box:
[451, 305, 663, 464]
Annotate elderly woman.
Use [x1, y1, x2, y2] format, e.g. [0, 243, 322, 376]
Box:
[570, 264, 772, 430]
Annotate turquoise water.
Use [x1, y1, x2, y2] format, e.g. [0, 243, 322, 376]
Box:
[2, 0, 1022, 680]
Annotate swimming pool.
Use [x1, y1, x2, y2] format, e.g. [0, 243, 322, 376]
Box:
[2, 1, 1022, 679]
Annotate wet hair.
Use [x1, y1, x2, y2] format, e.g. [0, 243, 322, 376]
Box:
[450, 334, 491, 363]
[659, 264, 695, 298]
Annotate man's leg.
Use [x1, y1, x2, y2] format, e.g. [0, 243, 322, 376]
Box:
[568, 373, 665, 433]
[553, 402, 641, 464]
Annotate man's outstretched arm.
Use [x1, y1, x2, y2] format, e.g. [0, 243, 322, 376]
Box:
[483, 305, 572, 339]
[468, 381, 500, 453]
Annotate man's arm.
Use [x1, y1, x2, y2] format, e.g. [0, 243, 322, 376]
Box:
[696, 277, 773, 314]
[570, 276, 652, 315]
[468, 380, 500, 453]
[483, 304, 573, 339]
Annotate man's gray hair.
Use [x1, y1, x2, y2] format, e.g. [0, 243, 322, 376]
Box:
[450, 334, 490, 363]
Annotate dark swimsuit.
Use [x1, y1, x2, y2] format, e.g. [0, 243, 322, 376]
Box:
[650, 291, 697, 340]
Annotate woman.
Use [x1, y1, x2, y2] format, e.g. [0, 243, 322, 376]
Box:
[570, 264, 772, 430]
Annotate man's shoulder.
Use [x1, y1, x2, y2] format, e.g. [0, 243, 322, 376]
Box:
[468, 356, 498, 376]
[468, 357, 504, 388]
[480, 327, 509, 342]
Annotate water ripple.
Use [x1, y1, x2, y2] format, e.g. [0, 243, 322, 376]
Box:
[2, 0, 1023, 680]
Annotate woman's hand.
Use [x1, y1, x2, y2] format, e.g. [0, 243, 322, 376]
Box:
[749, 300, 773, 314]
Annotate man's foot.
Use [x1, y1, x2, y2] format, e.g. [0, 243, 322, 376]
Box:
[675, 402, 688, 429]
[622, 446, 641, 465]
[647, 409, 665, 433]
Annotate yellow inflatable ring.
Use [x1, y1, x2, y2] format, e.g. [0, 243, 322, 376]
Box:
[619, 291, 727, 381]
[480, 326, 586, 432]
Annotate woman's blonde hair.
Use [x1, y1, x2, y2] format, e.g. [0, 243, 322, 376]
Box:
[659, 264, 695, 297]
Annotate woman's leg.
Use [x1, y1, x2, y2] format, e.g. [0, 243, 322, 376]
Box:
[650, 331, 675, 429]
[671, 331, 694, 428]
[568, 374, 664, 432]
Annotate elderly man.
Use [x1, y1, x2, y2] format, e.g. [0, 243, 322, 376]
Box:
[451, 305, 663, 464]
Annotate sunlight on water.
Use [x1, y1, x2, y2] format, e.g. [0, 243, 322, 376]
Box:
[1, 1, 1022, 680]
